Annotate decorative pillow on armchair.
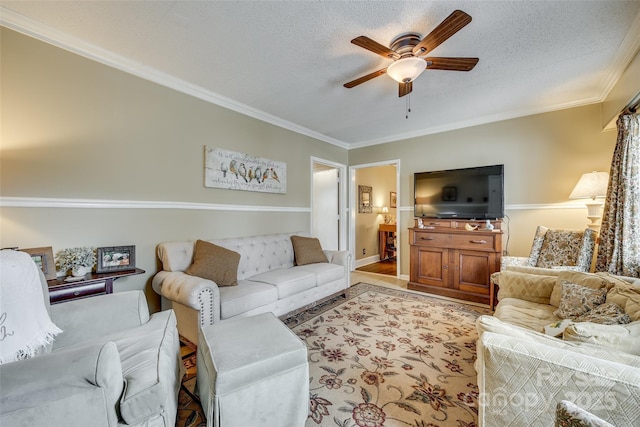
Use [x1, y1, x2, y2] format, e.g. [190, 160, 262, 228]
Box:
[185, 240, 240, 286]
[290, 235, 328, 266]
[553, 281, 607, 319]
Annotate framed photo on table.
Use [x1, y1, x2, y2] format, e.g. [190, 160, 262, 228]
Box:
[96, 245, 136, 273]
[21, 246, 56, 280]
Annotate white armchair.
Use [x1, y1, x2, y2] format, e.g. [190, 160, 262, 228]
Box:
[0, 250, 183, 427]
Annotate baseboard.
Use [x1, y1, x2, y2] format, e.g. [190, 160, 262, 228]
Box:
[354, 255, 381, 268]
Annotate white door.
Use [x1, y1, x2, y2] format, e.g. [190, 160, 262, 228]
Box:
[313, 167, 339, 250]
[311, 158, 347, 255]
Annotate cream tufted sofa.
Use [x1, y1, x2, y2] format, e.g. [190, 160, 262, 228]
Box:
[152, 233, 351, 344]
[476, 267, 640, 426]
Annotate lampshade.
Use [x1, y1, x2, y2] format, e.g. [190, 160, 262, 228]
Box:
[381, 206, 389, 214]
[569, 171, 609, 200]
[386, 57, 427, 83]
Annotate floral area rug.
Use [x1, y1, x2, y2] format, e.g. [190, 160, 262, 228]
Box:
[282, 283, 491, 427]
[175, 283, 490, 427]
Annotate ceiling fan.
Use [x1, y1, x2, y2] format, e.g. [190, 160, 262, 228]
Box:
[344, 10, 479, 98]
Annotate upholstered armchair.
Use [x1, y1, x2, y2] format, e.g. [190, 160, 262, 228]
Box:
[501, 225, 597, 272]
[0, 250, 183, 427]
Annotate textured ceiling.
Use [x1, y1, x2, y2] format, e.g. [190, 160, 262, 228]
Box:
[2, 1, 640, 149]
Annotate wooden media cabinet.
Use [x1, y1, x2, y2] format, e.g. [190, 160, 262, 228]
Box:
[408, 219, 502, 305]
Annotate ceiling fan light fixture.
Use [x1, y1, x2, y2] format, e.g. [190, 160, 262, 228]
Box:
[386, 57, 427, 83]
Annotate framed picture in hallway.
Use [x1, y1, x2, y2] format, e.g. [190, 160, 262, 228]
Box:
[390, 191, 397, 208]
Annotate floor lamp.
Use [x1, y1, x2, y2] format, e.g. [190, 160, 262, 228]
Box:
[569, 171, 609, 232]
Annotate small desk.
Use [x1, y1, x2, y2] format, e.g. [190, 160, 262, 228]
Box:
[47, 268, 145, 304]
[379, 223, 396, 261]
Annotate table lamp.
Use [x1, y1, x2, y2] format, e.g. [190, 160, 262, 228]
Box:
[569, 171, 609, 231]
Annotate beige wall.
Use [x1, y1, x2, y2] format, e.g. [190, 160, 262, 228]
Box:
[349, 104, 618, 277]
[0, 28, 348, 310]
[2, 26, 637, 299]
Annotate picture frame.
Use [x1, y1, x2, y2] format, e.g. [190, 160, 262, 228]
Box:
[442, 186, 457, 202]
[358, 185, 372, 213]
[390, 191, 397, 208]
[96, 245, 136, 273]
[21, 246, 56, 280]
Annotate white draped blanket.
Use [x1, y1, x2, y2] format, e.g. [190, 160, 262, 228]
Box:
[0, 250, 62, 364]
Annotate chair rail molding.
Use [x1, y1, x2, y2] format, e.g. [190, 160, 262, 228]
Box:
[0, 196, 311, 212]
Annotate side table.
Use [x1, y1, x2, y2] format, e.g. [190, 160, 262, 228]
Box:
[47, 268, 145, 304]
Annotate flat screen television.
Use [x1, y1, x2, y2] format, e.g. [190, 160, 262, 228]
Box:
[414, 164, 504, 219]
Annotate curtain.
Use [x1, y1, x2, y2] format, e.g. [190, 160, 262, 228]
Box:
[595, 112, 640, 277]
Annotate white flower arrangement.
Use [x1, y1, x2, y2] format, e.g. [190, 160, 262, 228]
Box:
[55, 247, 96, 273]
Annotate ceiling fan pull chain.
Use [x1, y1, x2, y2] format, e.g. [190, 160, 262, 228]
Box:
[406, 93, 411, 119]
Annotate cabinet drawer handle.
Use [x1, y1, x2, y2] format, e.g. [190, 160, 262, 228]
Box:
[470, 239, 488, 244]
[420, 237, 435, 240]
[73, 291, 80, 296]
[428, 222, 441, 226]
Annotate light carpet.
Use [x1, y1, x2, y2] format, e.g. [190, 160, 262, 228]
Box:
[176, 283, 490, 427]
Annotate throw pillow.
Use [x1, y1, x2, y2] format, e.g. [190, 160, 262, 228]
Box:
[574, 303, 631, 325]
[563, 321, 640, 356]
[495, 270, 556, 304]
[550, 271, 612, 308]
[553, 281, 607, 320]
[555, 400, 614, 427]
[605, 282, 640, 322]
[185, 240, 240, 286]
[290, 235, 328, 266]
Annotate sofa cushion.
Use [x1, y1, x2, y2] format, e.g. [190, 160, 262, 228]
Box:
[550, 271, 614, 307]
[294, 263, 344, 286]
[554, 281, 607, 319]
[564, 321, 640, 356]
[477, 315, 640, 367]
[574, 303, 631, 325]
[290, 236, 328, 266]
[185, 240, 240, 287]
[248, 268, 316, 299]
[110, 310, 179, 425]
[606, 281, 640, 321]
[496, 270, 556, 304]
[219, 280, 278, 319]
[494, 297, 560, 333]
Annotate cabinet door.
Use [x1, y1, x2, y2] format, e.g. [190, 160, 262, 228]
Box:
[453, 250, 494, 295]
[411, 246, 449, 288]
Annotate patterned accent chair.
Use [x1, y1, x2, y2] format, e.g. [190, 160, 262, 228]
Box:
[502, 226, 597, 272]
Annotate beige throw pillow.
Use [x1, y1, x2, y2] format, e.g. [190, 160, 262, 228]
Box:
[606, 282, 640, 321]
[290, 235, 328, 266]
[185, 240, 240, 286]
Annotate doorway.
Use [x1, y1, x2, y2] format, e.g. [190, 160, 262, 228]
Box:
[311, 158, 347, 252]
[349, 160, 400, 278]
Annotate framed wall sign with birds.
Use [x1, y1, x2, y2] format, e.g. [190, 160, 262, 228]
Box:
[204, 146, 287, 194]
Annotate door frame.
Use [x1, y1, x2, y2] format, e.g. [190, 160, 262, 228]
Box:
[310, 157, 348, 252]
[349, 159, 401, 278]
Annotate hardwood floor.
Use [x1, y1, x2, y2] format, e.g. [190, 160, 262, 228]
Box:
[356, 259, 397, 276]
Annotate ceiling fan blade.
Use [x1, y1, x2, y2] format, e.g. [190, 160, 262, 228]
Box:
[344, 68, 387, 88]
[351, 36, 400, 60]
[425, 57, 479, 71]
[399, 81, 413, 97]
[413, 10, 472, 56]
